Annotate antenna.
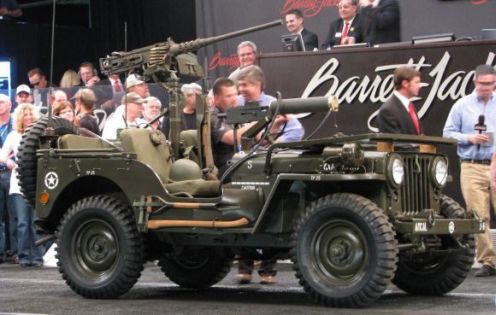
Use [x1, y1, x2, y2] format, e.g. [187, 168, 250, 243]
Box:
[48, 0, 57, 119]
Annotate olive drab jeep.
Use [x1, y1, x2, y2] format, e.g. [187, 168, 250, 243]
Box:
[17, 21, 485, 308]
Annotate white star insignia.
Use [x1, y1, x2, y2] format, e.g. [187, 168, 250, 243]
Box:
[44, 172, 59, 189]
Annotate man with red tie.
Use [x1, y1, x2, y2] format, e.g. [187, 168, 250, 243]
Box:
[322, 0, 365, 49]
[376, 67, 422, 135]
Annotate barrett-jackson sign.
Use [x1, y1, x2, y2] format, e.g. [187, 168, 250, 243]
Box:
[260, 40, 496, 137]
[259, 40, 496, 202]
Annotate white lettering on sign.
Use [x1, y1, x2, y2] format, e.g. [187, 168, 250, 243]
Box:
[414, 222, 427, 232]
[300, 51, 496, 131]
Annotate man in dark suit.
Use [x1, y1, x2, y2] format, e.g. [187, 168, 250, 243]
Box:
[284, 9, 319, 51]
[360, 0, 400, 45]
[377, 67, 422, 135]
[322, 0, 365, 49]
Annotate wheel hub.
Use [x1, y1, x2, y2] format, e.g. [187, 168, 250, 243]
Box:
[88, 236, 111, 261]
[312, 221, 367, 281]
[330, 239, 352, 265]
[74, 220, 118, 276]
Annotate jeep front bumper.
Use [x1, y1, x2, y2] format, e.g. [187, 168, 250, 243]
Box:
[395, 217, 485, 235]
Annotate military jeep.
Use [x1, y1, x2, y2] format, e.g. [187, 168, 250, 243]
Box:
[17, 93, 484, 308]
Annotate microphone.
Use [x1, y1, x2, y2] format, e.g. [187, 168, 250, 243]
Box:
[474, 114, 486, 150]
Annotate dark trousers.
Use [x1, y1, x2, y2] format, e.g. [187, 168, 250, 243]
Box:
[238, 259, 277, 277]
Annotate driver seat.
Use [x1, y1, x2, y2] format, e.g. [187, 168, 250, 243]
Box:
[119, 128, 219, 197]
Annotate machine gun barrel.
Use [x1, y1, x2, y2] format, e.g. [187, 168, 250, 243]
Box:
[100, 19, 282, 75]
[226, 96, 339, 125]
[168, 19, 283, 57]
[269, 96, 339, 115]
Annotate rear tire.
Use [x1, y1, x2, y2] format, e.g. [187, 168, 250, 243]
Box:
[392, 195, 476, 295]
[292, 193, 398, 308]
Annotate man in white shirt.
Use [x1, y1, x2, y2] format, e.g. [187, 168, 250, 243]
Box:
[102, 92, 146, 140]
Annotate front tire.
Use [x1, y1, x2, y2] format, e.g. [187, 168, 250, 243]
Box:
[392, 195, 476, 295]
[292, 193, 398, 308]
[158, 247, 232, 289]
[56, 195, 143, 298]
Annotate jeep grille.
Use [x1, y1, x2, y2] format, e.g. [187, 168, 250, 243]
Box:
[400, 155, 432, 215]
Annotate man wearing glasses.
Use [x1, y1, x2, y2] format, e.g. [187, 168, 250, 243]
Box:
[443, 64, 496, 277]
[27, 68, 48, 89]
[27, 68, 49, 110]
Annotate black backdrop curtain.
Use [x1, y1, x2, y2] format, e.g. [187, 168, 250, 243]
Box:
[0, 20, 93, 87]
[0, 0, 196, 87]
[90, 0, 196, 55]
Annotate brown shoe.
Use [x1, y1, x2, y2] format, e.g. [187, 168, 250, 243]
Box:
[238, 273, 252, 284]
[474, 265, 496, 277]
[260, 275, 275, 285]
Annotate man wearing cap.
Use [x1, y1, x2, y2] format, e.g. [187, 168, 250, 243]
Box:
[102, 92, 146, 140]
[0, 94, 14, 264]
[126, 74, 150, 99]
[14, 84, 33, 105]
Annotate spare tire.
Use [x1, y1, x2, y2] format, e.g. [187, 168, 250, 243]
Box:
[17, 116, 79, 207]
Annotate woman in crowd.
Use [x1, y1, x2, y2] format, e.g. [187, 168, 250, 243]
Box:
[59, 70, 81, 99]
[59, 69, 81, 88]
[52, 100, 77, 126]
[0, 103, 43, 267]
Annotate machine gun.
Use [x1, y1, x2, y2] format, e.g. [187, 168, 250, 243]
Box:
[99, 19, 282, 159]
[224, 96, 339, 152]
[99, 19, 282, 78]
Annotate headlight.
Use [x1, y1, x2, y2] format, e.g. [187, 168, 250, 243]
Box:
[431, 157, 448, 188]
[388, 155, 404, 186]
